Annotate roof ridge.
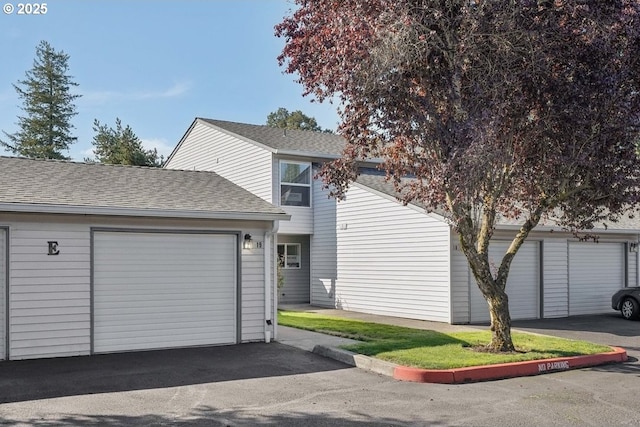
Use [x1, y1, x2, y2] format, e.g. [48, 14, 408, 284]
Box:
[0, 155, 224, 176]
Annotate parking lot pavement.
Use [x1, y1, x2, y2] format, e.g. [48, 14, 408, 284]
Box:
[0, 314, 638, 426]
[512, 313, 640, 359]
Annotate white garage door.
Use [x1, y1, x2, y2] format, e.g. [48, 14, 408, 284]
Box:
[93, 231, 237, 353]
[0, 229, 5, 360]
[569, 242, 624, 316]
[470, 241, 540, 323]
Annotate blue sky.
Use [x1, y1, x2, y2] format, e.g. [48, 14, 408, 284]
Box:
[0, 0, 340, 161]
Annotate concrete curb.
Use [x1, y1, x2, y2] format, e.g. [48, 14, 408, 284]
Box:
[313, 345, 628, 384]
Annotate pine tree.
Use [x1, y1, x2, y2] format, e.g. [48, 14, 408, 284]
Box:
[89, 118, 163, 167]
[1, 40, 81, 159]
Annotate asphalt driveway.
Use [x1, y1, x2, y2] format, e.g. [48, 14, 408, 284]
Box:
[0, 314, 638, 426]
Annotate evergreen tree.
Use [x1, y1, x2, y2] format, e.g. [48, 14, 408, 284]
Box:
[89, 118, 163, 167]
[1, 41, 81, 159]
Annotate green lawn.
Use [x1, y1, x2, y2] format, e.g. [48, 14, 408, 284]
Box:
[278, 310, 612, 370]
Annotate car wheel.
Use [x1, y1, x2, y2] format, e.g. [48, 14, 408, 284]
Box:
[620, 298, 640, 320]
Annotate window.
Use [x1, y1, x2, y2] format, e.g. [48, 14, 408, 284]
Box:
[278, 243, 301, 269]
[280, 161, 311, 207]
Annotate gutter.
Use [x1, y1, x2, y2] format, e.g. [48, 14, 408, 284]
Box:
[0, 203, 291, 222]
[264, 220, 280, 343]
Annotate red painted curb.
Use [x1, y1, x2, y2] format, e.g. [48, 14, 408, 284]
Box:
[393, 346, 627, 384]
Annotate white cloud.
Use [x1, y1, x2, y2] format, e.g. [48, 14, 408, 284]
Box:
[81, 81, 191, 105]
[140, 138, 175, 158]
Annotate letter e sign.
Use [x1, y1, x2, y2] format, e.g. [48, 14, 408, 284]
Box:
[48, 241, 60, 256]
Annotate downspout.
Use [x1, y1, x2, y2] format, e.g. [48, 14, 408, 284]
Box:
[264, 220, 279, 343]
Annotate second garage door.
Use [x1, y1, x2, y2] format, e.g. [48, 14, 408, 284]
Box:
[93, 231, 237, 353]
[470, 241, 540, 323]
[569, 242, 624, 316]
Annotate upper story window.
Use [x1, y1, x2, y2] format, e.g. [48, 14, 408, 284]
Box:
[280, 161, 311, 207]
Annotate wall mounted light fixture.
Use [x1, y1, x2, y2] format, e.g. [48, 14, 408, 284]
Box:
[630, 242, 638, 253]
[243, 234, 253, 250]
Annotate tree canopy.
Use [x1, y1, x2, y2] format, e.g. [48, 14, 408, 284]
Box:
[266, 107, 333, 133]
[277, 1, 640, 351]
[89, 118, 163, 167]
[1, 40, 81, 160]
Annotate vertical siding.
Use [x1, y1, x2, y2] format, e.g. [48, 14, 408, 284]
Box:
[543, 238, 569, 318]
[0, 229, 6, 360]
[9, 223, 91, 360]
[310, 176, 337, 307]
[450, 242, 471, 324]
[335, 184, 451, 322]
[165, 120, 273, 202]
[276, 235, 310, 303]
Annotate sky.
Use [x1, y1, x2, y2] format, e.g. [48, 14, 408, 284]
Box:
[0, 0, 341, 161]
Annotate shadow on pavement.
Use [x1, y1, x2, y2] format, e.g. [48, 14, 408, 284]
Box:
[512, 313, 638, 338]
[0, 405, 448, 427]
[0, 343, 351, 404]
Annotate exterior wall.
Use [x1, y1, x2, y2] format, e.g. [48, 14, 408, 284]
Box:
[334, 184, 452, 322]
[273, 158, 313, 235]
[310, 175, 337, 307]
[276, 235, 310, 303]
[165, 120, 273, 202]
[542, 238, 569, 318]
[450, 230, 638, 323]
[628, 246, 638, 287]
[450, 245, 471, 324]
[0, 213, 271, 360]
[0, 228, 6, 360]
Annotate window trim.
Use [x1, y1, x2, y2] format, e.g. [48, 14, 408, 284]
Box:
[278, 243, 302, 270]
[279, 160, 312, 207]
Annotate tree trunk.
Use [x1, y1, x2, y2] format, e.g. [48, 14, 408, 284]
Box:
[485, 286, 515, 352]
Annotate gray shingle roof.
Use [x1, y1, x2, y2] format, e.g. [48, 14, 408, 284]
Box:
[199, 118, 346, 158]
[0, 156, 287, 219]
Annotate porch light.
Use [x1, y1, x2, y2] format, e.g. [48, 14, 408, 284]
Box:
[630, 243, 638, 253]
[243, 234, 253, 250]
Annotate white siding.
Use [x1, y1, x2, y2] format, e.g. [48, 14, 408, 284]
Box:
[9, 222, 91, 360]
[628, 246, 638, 287]
[334, 184, 451, 322]
[0, 229, 6, 360]
[165, 120, 273, 202]
[2, 214, 271, 359]
[450, 244, 471, 324]
[543, 238, 569, 318]
[310, 177, 337, 307]
[240, 241, 267, 342]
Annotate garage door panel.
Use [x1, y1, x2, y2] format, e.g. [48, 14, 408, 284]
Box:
[569, 242, 623, 315]
[93, 232, 237, 353]
[470, 241, 540, 322]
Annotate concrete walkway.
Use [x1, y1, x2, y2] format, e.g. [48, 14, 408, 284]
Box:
[275, 304, 628, 384]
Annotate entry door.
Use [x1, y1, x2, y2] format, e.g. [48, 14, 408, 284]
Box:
[93, 231, 237, 353]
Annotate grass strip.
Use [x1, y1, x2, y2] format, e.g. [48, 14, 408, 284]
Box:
[278, 310, 612, 370]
